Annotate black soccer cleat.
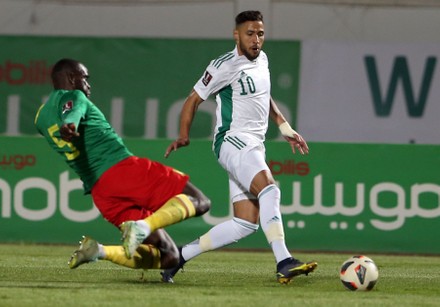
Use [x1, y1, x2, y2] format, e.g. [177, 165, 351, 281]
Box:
[160, 247, 186, 283]
[276, 257, 318, 284]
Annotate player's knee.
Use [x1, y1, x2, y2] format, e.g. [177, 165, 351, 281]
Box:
[183, 182, 211, 216]
[193, 194, 211, 216]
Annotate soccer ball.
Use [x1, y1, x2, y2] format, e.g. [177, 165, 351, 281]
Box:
[340, 255, 379, 291]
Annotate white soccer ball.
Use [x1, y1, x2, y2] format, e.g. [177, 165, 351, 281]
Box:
[340, 255, 379, 291]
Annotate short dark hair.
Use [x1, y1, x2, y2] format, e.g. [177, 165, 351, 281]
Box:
[51, 58, 81, 83]
[235, 10, 263, 26]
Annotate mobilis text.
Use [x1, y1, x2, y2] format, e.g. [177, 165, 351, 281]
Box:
[268, 159, 309, 176]
[0, 60, 52, 85]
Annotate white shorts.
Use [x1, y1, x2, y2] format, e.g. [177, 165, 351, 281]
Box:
[217, 133, 269, 203]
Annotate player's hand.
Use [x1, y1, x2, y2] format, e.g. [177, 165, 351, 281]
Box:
[164, 137, 190, 158]
[60, 123, 80, 142]
[284, 133, 309, 155]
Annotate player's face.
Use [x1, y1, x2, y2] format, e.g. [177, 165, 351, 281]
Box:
[234, 20, 265, 61]
[72, 64, 91, 97]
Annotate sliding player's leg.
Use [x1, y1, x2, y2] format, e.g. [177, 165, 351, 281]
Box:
[68, 229, 179, 270]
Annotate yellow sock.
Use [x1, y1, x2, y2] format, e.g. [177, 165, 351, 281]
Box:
[144, 194, 196, 232]
[103, 244, 161, 269]
[136, 244, 161, 269]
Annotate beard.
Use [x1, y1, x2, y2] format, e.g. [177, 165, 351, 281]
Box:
[239, 42, 260, 61]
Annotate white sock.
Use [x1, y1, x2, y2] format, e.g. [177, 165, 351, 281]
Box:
[135, 220, 151, 237]
[258, 184, 291, 263]
[181, 217, 258, 261]
[97, 243, 105, 259]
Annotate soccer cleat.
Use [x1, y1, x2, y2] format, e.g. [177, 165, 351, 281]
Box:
[276, 257, 318, 284]
[120, 221, 148, 259]
[160, 247, 186, 283]
[68, 236, 99, 269]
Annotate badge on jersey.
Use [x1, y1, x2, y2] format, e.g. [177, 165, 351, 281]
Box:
[202, 71, 213, 86]
[62, 100, 73, 114]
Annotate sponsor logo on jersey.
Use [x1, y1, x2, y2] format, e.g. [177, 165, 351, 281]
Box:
[202, 71, 213, 86]
[62, 101, 73, 114]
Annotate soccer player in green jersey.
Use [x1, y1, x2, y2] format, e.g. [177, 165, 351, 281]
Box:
[35, 58, 210, 273]
[163, 10, 317, 284]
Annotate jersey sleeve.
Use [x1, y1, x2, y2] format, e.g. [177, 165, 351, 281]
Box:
[60, 90, 89, 129]
[194, 59, 232, 101]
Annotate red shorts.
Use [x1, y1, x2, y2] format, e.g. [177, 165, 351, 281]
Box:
[91, 156, 189, 227]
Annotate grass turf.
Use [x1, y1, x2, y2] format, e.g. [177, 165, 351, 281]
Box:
[0, 244, 439, 307]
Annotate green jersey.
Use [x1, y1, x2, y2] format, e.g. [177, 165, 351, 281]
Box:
[35, 89, 132, 193]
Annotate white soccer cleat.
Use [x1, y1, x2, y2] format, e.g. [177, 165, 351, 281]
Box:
[120, 221, 148, 258]
[68, 236, 99, 269]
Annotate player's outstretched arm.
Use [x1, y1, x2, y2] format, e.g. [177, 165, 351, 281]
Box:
[269, 97, 309, 155]
[165, 90, 204, 158]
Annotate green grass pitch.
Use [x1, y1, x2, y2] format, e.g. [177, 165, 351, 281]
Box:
[0, 244, 439, 307]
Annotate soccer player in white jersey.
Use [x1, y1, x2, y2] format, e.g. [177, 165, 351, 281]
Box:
[163, 10, 317, 284]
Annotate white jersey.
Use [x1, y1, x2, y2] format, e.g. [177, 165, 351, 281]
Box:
[194, 46, 271, 158]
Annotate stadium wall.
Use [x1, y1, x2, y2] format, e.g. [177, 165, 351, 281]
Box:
[1, 0, 440, 42]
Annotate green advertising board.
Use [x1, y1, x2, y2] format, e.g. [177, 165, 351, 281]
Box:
[1, 136, 439, 255]
[0, 35, 300, 139]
